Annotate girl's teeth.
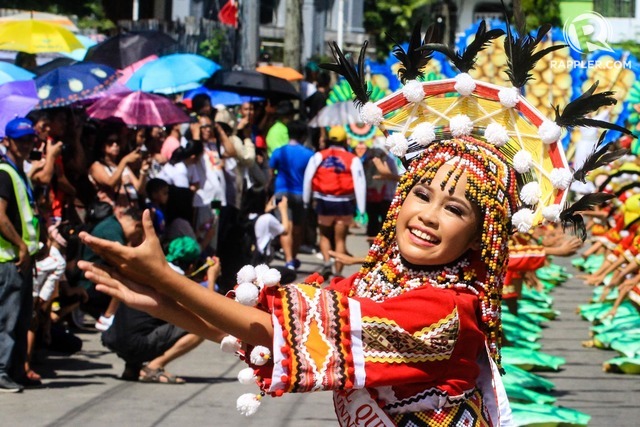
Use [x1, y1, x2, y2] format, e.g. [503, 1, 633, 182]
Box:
[411, 229, 434, 242]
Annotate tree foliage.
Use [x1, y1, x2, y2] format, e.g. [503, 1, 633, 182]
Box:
[518, 0, 562, 29]
[363, 0, 432, 61]
[1, 0, 114, 32]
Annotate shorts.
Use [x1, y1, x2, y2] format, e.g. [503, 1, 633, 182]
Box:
[274, 192, 307, 224]
[103, 321, 188, 365]
[315, 199, 355, 227]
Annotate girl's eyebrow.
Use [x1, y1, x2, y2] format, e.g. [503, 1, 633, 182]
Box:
[415, 183, 473, 209]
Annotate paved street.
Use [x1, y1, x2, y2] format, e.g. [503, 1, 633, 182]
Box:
[1, 228, 637, 426]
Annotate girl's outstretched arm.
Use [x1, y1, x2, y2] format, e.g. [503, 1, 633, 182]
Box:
[78, 210, 273, 346]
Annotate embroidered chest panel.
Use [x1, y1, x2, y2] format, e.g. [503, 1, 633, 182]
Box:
[361, 307, 459, 363]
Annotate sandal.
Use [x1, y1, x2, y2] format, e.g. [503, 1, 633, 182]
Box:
[139, 366, 185, 384]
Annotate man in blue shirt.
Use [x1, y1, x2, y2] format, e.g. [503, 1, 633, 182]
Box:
[269, 120, 314, 269]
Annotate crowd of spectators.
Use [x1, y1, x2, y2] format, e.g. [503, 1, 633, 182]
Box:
[0, 68, 402, 392]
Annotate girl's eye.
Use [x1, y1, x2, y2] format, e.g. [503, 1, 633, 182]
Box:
[446, 205, 463, 216]
[413, 189, 430, 202]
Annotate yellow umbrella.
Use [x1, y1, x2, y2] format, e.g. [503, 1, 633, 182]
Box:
[256, 65, 304, 81]
[0, 11, 79, 32]
[0, 20, 83, 54]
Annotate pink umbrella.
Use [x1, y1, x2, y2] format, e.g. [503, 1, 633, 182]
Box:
[86, 90, 189, 127]
[116, 54, 158, 86]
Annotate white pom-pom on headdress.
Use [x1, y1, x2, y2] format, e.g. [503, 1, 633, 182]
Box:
[261, 268, 281, 287]
[237, 367, 257, 385]
[235, 283, 260, 306]
[484, 123, 509, 147]
[253, 264, 270, 288]
[550, 168, 573, 190]
[538, 120, 562, 145]
[250, 345, 271, 366]
[360, 102, 384, 126]
[411, 122, 436, 146]
[498, 87, 520, 108]
[449, 114, 473, 137]
[220, 335, 241, 353]
[401, 79, 425, 103]
[542, 204, 562, 222]
[520, 181, 541, 205]
[386, 133, 409, 157]
[237, 265, 257, 284]
[237, 393, 262, 416]
[513, 150, 533, 174]
[512, 208, 535, 232]
[454, 73, 476, 96]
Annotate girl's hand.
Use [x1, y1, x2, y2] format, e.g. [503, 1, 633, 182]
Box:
[78, 210, 173, 289]
[124, 150, 142, 164]
[78, 260, 169, 317]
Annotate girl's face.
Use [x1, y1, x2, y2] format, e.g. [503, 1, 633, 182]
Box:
[396, 164, 481, 266]
[104, 136, 120, 157]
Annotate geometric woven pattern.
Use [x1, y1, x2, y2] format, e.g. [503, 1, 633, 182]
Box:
[362, 308, 459, 363]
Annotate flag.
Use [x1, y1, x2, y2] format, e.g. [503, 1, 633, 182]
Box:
[218, 0, 238, 28]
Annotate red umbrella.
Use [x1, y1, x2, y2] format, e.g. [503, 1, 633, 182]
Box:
[86, 90, 189, 126]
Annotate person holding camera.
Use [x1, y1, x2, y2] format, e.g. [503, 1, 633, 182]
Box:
[89, 131, 149, 213]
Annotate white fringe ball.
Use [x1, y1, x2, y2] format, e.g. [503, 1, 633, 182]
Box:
[237, 367, 257, 385]
[538, 120, 562, 145]
[454, 73, 476, 96]
[484, 123, 509, 147]
[237, 393, 261, 416]
[512, 208, 535, 232]
[542, 204, 562, 222]
[236, 265, 257, 284]
[250, 345, 271, 366]
[520, 181, 541, 205]
[550, 168, 573, 190]
[402, 79, 425, 102]
[513, 150, 533, 174]
[449, 114, 473, 137]
[411, 122, 436, 146]
[360, 102, 384, 126]
[386, 133, 409, 157]
[261, 268, 281, 287]
[498, 87, 520, 108]
[220, 335, 241, 353]
[235, 283, 260, 306]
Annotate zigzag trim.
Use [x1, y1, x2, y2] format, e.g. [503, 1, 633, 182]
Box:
[383, 387, 475, 411]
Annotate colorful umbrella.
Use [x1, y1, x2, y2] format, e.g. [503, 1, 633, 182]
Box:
[0, 11, 79, 32]
[34, 62, 118, 109]
[116, 54, 158, 85]
[85, 30, 176, 69]
[0, 62, 34, 85]
[61, 34, 98, 61]
[86, 90, 190, 127]
[0, 80, 39, 138]
[204, 69, 299, 101]
[184, 86, 244, 106]
[256, 65, 303, 81]
[0, 20, 83, 53]
[126, 53, 221, 94]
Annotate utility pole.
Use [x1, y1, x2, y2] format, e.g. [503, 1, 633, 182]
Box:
[283, 0, 302, 71]
[240, 0, 259, 68]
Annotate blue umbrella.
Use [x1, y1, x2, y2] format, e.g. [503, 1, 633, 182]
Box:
[126, 53, 221, 95]
[35, 62, 117, 109]
[0, 80, 38, 138]
[61, 34, 98, 61]
[184, 86, 243, 106]
[0, 62, 34, 85]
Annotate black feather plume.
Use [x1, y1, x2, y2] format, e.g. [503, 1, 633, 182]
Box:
[421, 20, 504, 73]
[502, 4, 567, 89]
[320, 41, 370, 107]
[387, 21, 438, 84]
[559, 193, 615, 240]
[573, 131, 629, 182]
[554, 81, 634, 136]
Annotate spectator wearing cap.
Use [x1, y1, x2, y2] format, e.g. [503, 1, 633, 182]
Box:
[269, 120, 314, 269]
[303, 126, 366, 279]
[0, 117, 41, 392]
[265, 100, 297, 157]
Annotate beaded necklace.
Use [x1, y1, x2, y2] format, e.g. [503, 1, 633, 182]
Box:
[353, 242, 480, 301]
